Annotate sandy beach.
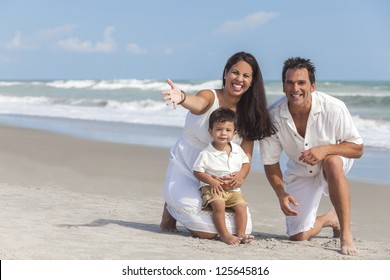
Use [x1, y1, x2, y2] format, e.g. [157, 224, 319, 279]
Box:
[0, 124, 389, 260]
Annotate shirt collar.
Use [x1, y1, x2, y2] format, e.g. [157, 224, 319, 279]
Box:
[206, 142, 237, 156]
[280, 91, 322, 119]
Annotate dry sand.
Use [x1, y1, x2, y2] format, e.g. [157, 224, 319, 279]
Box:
[0, 124, 389, 260]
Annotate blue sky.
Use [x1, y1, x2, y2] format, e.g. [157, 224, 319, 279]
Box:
[0, 0, 389, 81]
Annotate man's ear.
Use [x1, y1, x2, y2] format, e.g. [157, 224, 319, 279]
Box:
[311, 82, 316, 93]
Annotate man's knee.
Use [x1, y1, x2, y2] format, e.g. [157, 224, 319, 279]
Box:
[322, 155, 344, 178]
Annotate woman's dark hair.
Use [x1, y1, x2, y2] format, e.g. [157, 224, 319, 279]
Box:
[282, 57, 316, 85]
[222, 51, 275, 140]
[209, 107, 237, 130]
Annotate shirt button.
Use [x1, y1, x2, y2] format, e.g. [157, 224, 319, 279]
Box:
[305, 143, 308, 146]
[309, 170, 313, 173]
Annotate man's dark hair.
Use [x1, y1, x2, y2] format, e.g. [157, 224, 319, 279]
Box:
[282, 57, 316, 85]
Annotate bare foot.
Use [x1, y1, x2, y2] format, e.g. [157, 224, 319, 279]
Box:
[239, 234, 255, 244]
[220, 234, 241, 245]
[160, 203, 178, 233]
[340, 231, 358, 255]
[341, 243, 358, 256]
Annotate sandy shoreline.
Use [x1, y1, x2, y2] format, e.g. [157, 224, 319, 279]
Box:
[0, 124, 389, 260]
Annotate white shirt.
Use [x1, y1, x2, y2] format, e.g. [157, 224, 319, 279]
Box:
[193, 142, 249, 189]
[259, 91, 363, 184]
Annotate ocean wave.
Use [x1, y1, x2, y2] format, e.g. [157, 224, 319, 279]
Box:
[0, 79, 223, 92]
[0, 79, 389, 151]
[0, 94, 387, 150]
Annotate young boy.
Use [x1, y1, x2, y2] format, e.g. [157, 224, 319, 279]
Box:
[193, 108, 252, 245]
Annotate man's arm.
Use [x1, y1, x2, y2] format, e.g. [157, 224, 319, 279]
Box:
[264, 163, 298, 216]
[299, 142, 364, 165]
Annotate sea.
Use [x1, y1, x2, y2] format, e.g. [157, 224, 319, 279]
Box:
[0, 79, 389, 185]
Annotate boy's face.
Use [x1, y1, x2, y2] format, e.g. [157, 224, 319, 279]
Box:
[208, 121, 236, 145]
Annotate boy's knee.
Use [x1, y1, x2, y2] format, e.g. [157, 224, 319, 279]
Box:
[233, 203, 247, 212]
[211, 200, 225, 211]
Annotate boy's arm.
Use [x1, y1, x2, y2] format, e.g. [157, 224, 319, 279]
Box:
[193, 171, 224, 195]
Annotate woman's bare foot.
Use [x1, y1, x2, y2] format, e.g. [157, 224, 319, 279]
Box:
[220, 234, 241, 245]
[160, 203, 178, 233]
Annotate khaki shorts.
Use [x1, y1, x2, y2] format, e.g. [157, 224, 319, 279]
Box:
[200, 186, 247, 210]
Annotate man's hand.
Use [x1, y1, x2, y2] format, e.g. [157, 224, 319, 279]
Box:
[299, 146, 328, 166]
[279, 193, 299, 216]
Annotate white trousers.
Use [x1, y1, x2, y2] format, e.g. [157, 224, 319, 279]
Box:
[285, 157, 353, 236]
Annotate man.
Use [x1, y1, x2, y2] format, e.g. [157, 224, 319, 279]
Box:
[260, 57, 363, 255]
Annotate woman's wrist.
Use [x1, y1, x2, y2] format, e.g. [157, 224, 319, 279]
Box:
[178, 90, 186, 105]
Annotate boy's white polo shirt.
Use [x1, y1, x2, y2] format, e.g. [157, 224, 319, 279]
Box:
[193, 142, 249, 188]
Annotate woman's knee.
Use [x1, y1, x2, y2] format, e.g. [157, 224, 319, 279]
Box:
[190, 230, 218, 239]
[289, 232, 308, 241]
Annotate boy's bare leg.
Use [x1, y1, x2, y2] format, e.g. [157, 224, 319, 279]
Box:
[211, 200, 240, 245]
[232, 203, 252, 243]
[160, 203, 178, 232]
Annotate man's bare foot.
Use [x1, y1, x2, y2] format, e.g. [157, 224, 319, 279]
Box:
[341, 242, 358, 256]
[220, 234, 241, 245]
[160, 203, 178, 233]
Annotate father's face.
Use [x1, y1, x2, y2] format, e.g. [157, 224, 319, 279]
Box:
[283, 68, 315, 109]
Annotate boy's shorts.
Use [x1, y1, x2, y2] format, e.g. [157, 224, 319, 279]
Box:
[200, 185, 247, 209]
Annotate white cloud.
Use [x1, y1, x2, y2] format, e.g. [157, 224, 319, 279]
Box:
[5, 31, 23, 50]
[126, 43, 147, 54]
[33, 24, 78, 41]
[217, 11, 278, 33]
[55, 26, 117, 53]
[3, 24, 78, 51]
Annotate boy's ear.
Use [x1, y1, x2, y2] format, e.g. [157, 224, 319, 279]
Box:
[208, 128, 212, 135]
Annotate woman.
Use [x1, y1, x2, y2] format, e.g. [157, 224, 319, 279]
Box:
[160, 52, 275, 239]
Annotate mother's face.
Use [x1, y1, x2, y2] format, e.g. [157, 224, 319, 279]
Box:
[224, 60, 253, 97]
